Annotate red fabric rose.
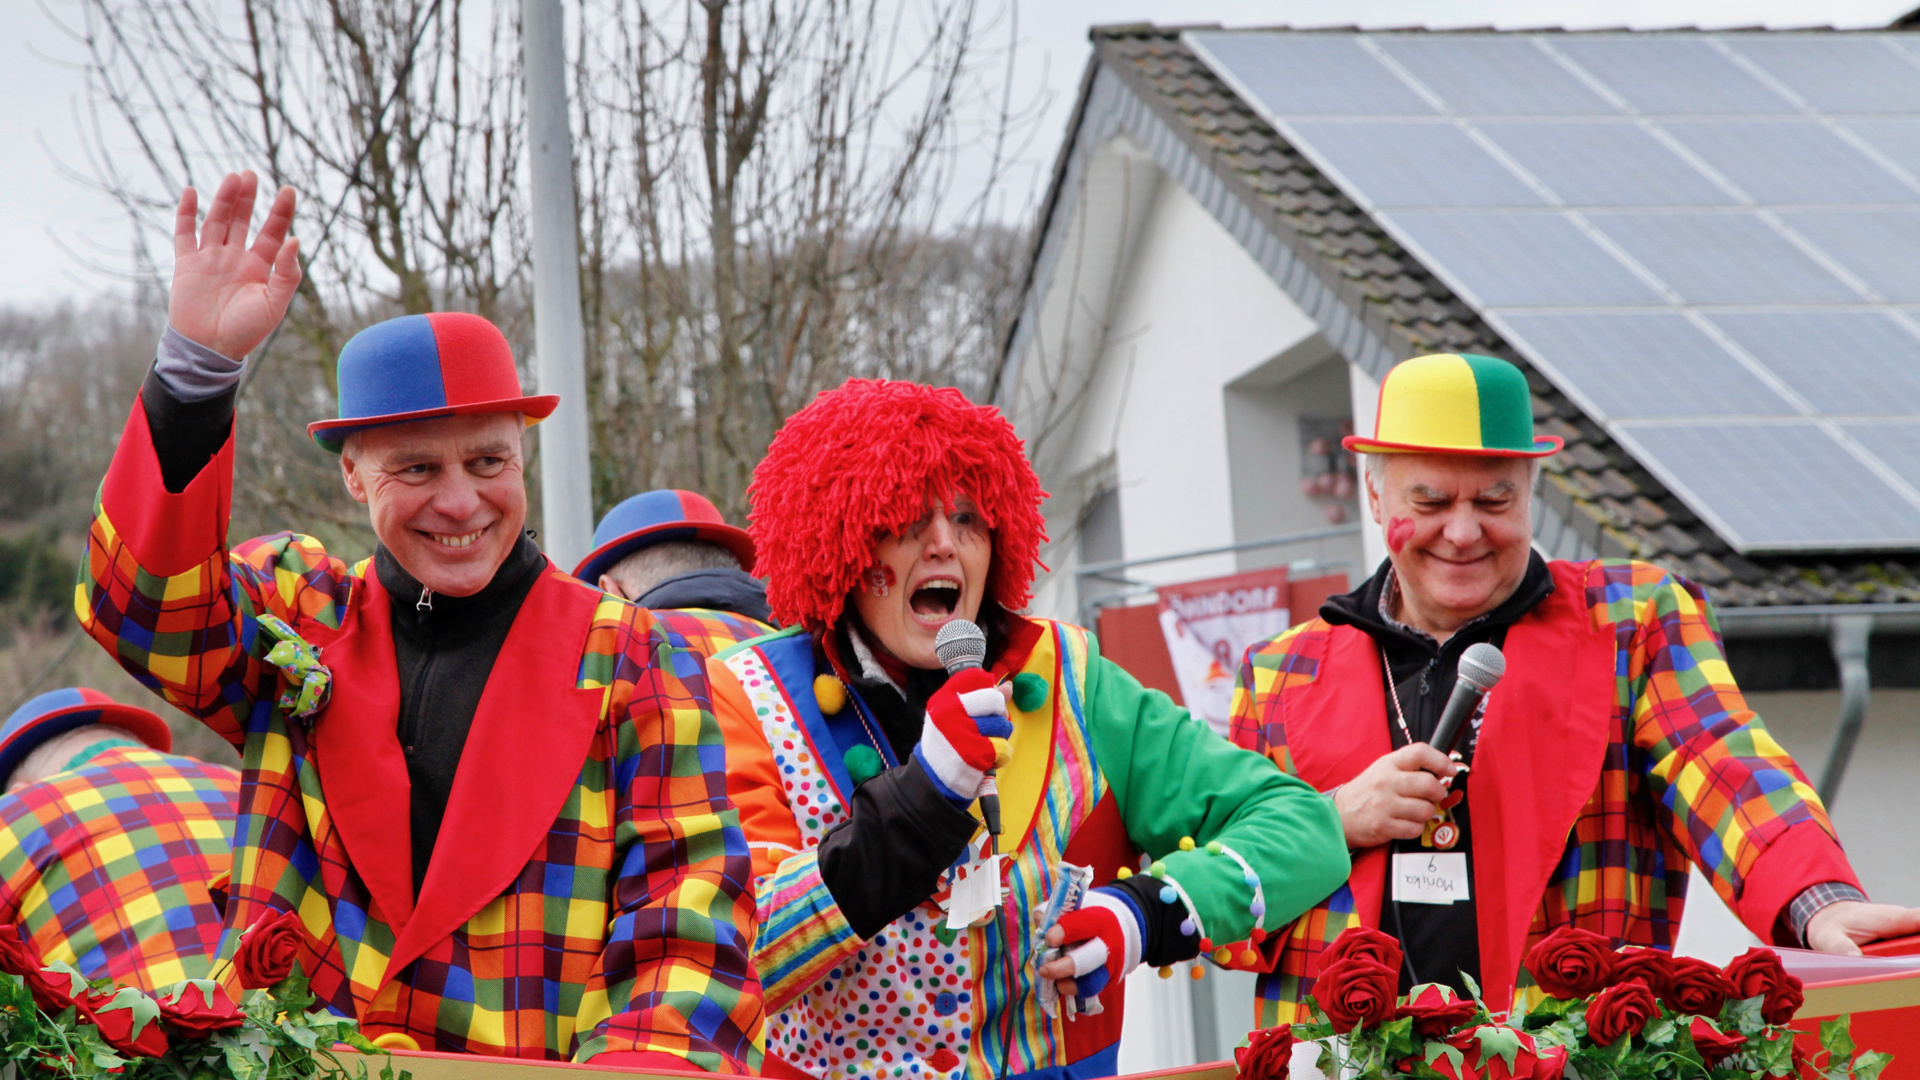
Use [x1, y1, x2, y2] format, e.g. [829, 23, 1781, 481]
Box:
[1531, 1042, 1568, 1080]
[1396, 984, 1478, 1037]
[1610, 948, 1675, 996]
[1317, 956, 1400, 1034]
[1410, 1028, 1560, 1080]
[0, 925, 70, 1014]
[157, 982, 246, 1038]
[1689, 1018, 1747, 1066]
[1586, 982, 1658, 1046]
[1235, 1024, 1295, 1080]
[234, 909, 302, 990]
[0, 924, 40, 978]
[1324, 926, 1405, 974]
[1525, 927, 1615, 999]
[1664, 957, 1735, 1017]
[78, 987, 169, 1058]
[1724, 947, 1804, 1025]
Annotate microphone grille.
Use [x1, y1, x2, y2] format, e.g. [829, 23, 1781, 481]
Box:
[1458, 642, 1505, 692]
[933, 619, 988, 673]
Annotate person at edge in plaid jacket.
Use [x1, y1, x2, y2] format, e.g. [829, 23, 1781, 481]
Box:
[0, 688, 237, 992]
[574, 489, 776, 660]
[74, 172, 763, 1071]
[706, 379, 1350, 1079]
[1230, 352, 1920, 1028]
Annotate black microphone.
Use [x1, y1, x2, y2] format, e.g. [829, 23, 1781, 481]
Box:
[1426, 642, 1505, 784]
[933, 619, 1002, 843]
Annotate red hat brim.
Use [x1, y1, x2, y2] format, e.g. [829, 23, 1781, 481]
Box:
[572, 521, 757, 584]
[0, 700, 173, 768]
[307, 394, 561, 452]
[1341, 433, 1562, 458]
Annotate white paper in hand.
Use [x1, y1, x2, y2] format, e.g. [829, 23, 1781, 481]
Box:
[947, 853, 1004, 929]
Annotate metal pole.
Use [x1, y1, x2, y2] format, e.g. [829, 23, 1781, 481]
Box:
[1817, 613, 1874, 808]
[521, 0, 593, 569]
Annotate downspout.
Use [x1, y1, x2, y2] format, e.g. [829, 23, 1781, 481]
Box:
[1816, 614, 1875, 809]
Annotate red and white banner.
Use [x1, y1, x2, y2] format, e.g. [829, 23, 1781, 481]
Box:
[1155, 568, 1291, 737]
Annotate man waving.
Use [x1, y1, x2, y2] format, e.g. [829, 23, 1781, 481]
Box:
[77, 173, 762, 1071]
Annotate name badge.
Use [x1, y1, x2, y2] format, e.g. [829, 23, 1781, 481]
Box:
[1392, 851, 1470, 905]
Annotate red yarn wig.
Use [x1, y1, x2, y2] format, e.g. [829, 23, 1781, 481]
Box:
[749, 379, 1049, 633]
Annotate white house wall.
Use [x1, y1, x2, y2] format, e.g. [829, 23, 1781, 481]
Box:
[1096, 174, 1327, 592]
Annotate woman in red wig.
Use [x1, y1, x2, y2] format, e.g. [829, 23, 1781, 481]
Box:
[708, 379, 1346, 1079]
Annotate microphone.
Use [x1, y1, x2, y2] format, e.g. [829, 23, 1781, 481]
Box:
[1426, 642, 1505, 783]
[934, 619, 1002, 843]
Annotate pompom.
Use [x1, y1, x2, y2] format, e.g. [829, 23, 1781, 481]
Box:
[1178, 836, 1195, 851]
[1189, 965, 1205, 981]
[748, 379, 1049, 633]
[814, 674, 847, 716]
[1011, 672, 1049, 713]
[844, 744, 884, 786]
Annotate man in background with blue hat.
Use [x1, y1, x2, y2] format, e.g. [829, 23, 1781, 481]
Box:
[1231, 352, 1920, 1029]
[76, 171, 763, 1071]
[0, 688, 236, 993]
[575, 489, 774, 658]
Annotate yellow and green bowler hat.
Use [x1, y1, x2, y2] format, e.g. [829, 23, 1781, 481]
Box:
[1343, 353, 1561, 458]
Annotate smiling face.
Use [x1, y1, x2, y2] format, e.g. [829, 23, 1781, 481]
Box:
[1365, 453, 1534, 638]
[848, 495, 993, 670]
[340, 412, 528, 597]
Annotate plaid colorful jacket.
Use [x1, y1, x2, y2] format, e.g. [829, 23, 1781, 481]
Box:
[75, 393, 764, 1070]
[650, 609, 775, 661]
[0, 747, 237, 992]
[1229, 558, 1857, 1028]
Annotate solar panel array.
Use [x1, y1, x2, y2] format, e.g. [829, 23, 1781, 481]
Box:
[1186, 30, 1920, 553]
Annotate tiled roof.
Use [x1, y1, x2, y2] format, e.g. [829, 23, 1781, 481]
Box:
[1083, 24, 1920, 607]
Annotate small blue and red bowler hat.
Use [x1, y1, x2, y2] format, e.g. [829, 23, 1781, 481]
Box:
[573, 489, 757, 585]
[307, 312, 559, 452]
[0, 687, 172, 784]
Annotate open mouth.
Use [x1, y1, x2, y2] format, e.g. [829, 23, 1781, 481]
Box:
[909, 577, 961, 621]
[422, 526, 487, 550]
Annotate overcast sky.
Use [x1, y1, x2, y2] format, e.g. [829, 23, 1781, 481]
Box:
[1, 0, 1913, 308]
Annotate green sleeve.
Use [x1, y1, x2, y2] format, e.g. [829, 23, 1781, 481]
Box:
[1083, 636, 1349, 947]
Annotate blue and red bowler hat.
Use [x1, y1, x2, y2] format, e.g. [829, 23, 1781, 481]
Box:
[0, 687, 172, 784]
[573, 489, 757, 585]
[307, 312, 559, 452]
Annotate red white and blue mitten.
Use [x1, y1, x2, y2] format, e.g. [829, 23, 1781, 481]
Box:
[1049, 887, 1146, 1016]
[915, 668, 1012, 805]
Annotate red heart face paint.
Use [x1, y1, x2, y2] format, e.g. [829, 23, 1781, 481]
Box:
[1387, 516, 1415, 554]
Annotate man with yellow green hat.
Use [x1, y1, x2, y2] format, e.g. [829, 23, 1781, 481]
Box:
[1228, 352, 1920, 1026]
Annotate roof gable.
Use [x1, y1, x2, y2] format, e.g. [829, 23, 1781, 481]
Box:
[1003, 25, 1920, 606]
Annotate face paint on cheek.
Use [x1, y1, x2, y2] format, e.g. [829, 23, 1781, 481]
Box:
[864, 565, 897, 596]
[1387, 517, 1415, 554]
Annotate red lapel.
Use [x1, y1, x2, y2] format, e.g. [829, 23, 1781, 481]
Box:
[381, 565, 606, 983]
[1468, 560, 1613, 1010]
[1274, 624, 1393, 930]
[308, 570, 416, 930]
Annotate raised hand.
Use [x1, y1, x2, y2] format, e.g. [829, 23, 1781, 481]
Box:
[170, 171, 301, 360]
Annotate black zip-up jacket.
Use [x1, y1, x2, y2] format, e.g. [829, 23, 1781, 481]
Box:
[378, 535, 546, 892]
[1321, 552, 1554, 995]
[635, 567, 773, 625]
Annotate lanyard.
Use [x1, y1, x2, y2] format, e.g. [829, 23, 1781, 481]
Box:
[1380, 645, 1417, 745]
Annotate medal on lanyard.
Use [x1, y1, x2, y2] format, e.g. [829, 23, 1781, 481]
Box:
[1382, 645, 1474, 853]
[1421, 789, 1464, 850]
